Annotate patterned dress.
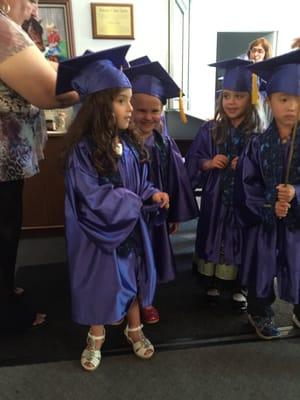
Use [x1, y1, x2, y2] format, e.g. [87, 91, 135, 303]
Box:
[0, 11, 47, 182]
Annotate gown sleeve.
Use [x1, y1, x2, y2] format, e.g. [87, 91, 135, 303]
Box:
[235, 136, 267, 227]
[139, 160, 159, 202]
[65, 142, 143, 252]
[165, 136, 199, 222]
[185, 121, 214, 190]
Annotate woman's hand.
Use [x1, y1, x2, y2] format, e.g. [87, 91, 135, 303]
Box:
[275, 200, 291, 218]
[152, 192, 170, 209]
[276, 184, 296, 203]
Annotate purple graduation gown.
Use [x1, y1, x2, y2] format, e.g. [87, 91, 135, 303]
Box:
[185, 120, 243, 265]
[145, 130, 198, 283]
[64, 137, 160, 325]
[236, 126, 300, 304]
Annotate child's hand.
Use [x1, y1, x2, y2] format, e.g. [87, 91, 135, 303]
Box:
[169, 222, 179, 234]
[276, 184, 296, 203]
[275, 200, 291, 218]
[152, 192, 169, 209]
[230, 156, 239, 170]
[210, 154, 229, 169]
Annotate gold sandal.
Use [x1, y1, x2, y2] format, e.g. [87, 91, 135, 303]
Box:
[124, 324, 154, 359]
[81, 329, 105, 371]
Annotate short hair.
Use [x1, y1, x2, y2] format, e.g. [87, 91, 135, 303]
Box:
[247, 37, 272, 60]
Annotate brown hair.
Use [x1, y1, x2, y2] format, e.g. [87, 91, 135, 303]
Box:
[247, 37, 272, 60]
[62, 88, 147, 176]
[211, 92, 260, 145]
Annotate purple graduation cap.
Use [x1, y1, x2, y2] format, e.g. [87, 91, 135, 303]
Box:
[129, 55, 151, 67]
[247, 48, 300, 96]
[124, 61, 181, 105]
[56, 45, 132, 98]
[209, 58, 253, 93]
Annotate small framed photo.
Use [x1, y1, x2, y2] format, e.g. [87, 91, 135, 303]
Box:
[44, 107, 74, 134]
[91, 3, 134, 39]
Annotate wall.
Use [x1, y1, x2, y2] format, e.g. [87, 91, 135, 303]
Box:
[71, 0, 169, 68]
[71, 0, 300, 121]
[189, 0, 300, 120]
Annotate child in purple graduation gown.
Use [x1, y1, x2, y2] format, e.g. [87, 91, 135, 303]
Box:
[185, 59, 260, 312]
[57, 46, 169, 371]
[237, 49, 300, 339]
[124, 60, 199, 324]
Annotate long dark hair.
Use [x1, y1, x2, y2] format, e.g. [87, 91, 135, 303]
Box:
[211, 91, 260, 145]
[62, 88, 147, 176]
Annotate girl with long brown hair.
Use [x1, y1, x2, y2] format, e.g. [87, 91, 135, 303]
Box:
[58, 46, 169, 371]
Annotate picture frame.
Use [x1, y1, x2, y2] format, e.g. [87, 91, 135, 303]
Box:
[44, 107, 74, 135]
[35, 0, 75, 61]
[91, 3, 134, 39]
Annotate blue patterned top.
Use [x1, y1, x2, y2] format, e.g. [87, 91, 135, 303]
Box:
[0, 11, 47, 182]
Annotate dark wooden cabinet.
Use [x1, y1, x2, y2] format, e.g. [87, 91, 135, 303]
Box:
[22, 134, 65, 232]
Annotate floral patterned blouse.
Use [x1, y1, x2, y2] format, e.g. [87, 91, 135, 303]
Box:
[0, 11, 47, 182]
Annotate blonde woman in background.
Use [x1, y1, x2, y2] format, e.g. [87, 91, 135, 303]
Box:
[291, 38, 300, 49]
[247, 37, 272, 62]
[247, 37, 273, 130]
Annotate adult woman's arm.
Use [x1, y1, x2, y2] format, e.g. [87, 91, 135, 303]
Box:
[0, 44, 79, 109]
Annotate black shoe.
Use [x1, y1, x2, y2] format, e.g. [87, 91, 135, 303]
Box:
[205, 289, 220, 306]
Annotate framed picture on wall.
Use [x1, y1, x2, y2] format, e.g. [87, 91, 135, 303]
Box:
[91, 3, 134, 39]
[44, 107, 74, 134]
[30, 0, 76, 61]
[23, 1, 76, 133]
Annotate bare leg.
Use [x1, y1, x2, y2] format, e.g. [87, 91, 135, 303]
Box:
[88, 325, 105, 349]
[127, 299, 153, 357]
[127, 299, 141, 330]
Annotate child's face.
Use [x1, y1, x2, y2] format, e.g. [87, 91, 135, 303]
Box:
[131, 93, 163, 136]
[222, 90, 250, 126]
[267, 93, 300, 130]
[112, 88, 133, 130]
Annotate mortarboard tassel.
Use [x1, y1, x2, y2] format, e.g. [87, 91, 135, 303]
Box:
[251, 73, 259, 105]
[179, 89, 188, 124]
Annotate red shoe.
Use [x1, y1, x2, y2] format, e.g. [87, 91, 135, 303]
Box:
[141, 306, 160, 324]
